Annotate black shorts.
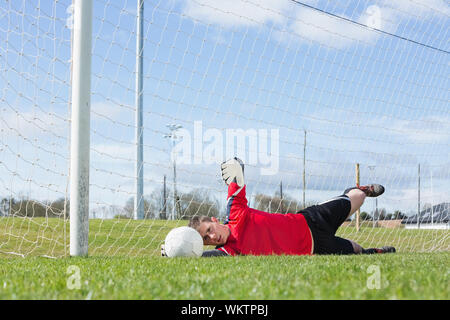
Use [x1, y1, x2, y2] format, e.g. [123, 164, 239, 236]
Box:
[299, 195, 354, 255]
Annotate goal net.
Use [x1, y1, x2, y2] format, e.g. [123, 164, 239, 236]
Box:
[0, 0, 448, 258]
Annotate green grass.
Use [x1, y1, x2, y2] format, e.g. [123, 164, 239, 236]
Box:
[0, 253, 448, 299]
[0, 217, 449, 299]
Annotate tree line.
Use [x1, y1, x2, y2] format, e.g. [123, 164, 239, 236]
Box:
[0, 191, 408, 221]
[359, 209, 407, 221]
[0, 197, 67, 218]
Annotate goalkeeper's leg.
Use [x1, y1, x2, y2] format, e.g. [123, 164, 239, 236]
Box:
[344, 184, 385, 219]
[348, 239, 396, 254]
[345, 189, 366, 219]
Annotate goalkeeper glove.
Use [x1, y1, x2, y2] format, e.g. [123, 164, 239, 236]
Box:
[221, 157, 245, 187]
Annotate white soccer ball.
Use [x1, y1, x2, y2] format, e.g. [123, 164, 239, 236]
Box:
[164, 226, 203, 258]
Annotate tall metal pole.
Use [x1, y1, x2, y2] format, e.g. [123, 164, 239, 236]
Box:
[173, 145, 177, 220]
[355, 163, 360, 232]
[162, 174, 167, 220]
[70, 0, 93, 257]
[431, 168, 434, 225]
[418, 163, 421, 229]
[303, 130, 306, 208]
[280, 180, 283, 199]
[369, 166, 376, 228]
[164, 124, 182, 220]
[134, 0, 144, 220]
[375, 198, 378, 226]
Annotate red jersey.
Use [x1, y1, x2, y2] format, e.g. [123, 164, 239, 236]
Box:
[216, 182, 313, 256]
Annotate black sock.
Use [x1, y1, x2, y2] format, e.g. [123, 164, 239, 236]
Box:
[362, 248, 380, 254]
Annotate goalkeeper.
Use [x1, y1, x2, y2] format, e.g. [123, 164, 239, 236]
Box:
[189, 157, 396, 257]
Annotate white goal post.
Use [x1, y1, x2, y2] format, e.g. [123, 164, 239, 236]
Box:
[69, 0, 92, 257]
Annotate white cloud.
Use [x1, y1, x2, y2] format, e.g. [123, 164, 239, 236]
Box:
[182, 0, 292, 27]
[288, 5, 389, 49]
[180, 0, 449, 49]
[91, 143, 135, 164]
[378, 0, 450, 17]
[0, 109, 68, 140]
[386, 115, 450, 145]
[91, 101, 132, 124]
[180, 1, 393, 49]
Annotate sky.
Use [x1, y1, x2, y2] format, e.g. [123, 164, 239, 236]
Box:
[0, 0, 449, 218]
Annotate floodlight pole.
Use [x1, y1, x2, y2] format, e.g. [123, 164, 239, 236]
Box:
[162, 174, 167, 220]
[368, 165, 376, 228]
[418, 164, 421, 229]
[355, 163, 360, 232]
[173, 147, 177, 220]
[70, 0, 93, 257]
[430, 168, 433, 225]
[303, 130, 306, 208]
[280, 180, 283, 200]
[134, 0, 144, 220]
[164, 124, 182, 220]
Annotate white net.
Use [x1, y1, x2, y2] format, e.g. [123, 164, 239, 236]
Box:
[0, 0, 449, 257]
[0, 0, 71, 257]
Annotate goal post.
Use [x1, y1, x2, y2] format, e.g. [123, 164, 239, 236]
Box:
[134, 0, 145, 221]
[69, 0, 93, 257]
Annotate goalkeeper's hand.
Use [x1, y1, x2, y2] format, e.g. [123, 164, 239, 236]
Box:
[161, 244, 167, 257]
[221, 157, 245, 187]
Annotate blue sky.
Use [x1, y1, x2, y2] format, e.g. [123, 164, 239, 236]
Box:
[0, 0, 449, 217]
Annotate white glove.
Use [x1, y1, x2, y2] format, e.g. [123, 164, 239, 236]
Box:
[221, 157, 245, 187]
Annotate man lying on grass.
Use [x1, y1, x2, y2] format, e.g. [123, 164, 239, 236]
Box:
[182, 157, 395, 257]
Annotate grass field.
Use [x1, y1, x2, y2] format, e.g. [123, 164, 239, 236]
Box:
[0, 217, 449, 299]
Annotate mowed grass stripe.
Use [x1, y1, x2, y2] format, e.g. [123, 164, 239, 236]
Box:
[1, 217, 448, 258]
[0, 217, 448, 299]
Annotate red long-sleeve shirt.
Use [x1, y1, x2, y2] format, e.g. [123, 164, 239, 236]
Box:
[216, 182, 313, 256]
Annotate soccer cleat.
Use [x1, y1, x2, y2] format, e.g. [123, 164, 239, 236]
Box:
[362, 246, 396, 254]
[358, 184, 385, 197]
[380, 246, 396, 253]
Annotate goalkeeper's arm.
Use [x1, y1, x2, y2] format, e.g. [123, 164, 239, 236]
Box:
[201, 249, 228, 257]
[161, 245, 228, 257]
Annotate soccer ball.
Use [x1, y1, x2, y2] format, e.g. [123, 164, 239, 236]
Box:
[164, 226, 203, 258]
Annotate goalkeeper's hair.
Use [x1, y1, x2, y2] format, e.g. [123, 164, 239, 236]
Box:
[188, 215, 212, 231]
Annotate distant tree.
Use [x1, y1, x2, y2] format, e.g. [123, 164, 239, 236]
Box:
[360, 211, 372, 221]
[373, 208, 387, 220]
[94, 205, 123, 219]
[178, 189, 220, 220]
[7, 198, 66, 218]
[122, 197, 134, 219]
[253, 193, 311, 214]
[122, 187, 220, 220]
[122, 194, 161, 220]
[393, 210, 406, 220]
[379, 208, 387, 220]
[47, 198, 69, 218]
[145, 187, 173, 220]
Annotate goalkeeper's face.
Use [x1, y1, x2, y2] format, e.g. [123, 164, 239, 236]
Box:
[198, 217, 230, 246]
